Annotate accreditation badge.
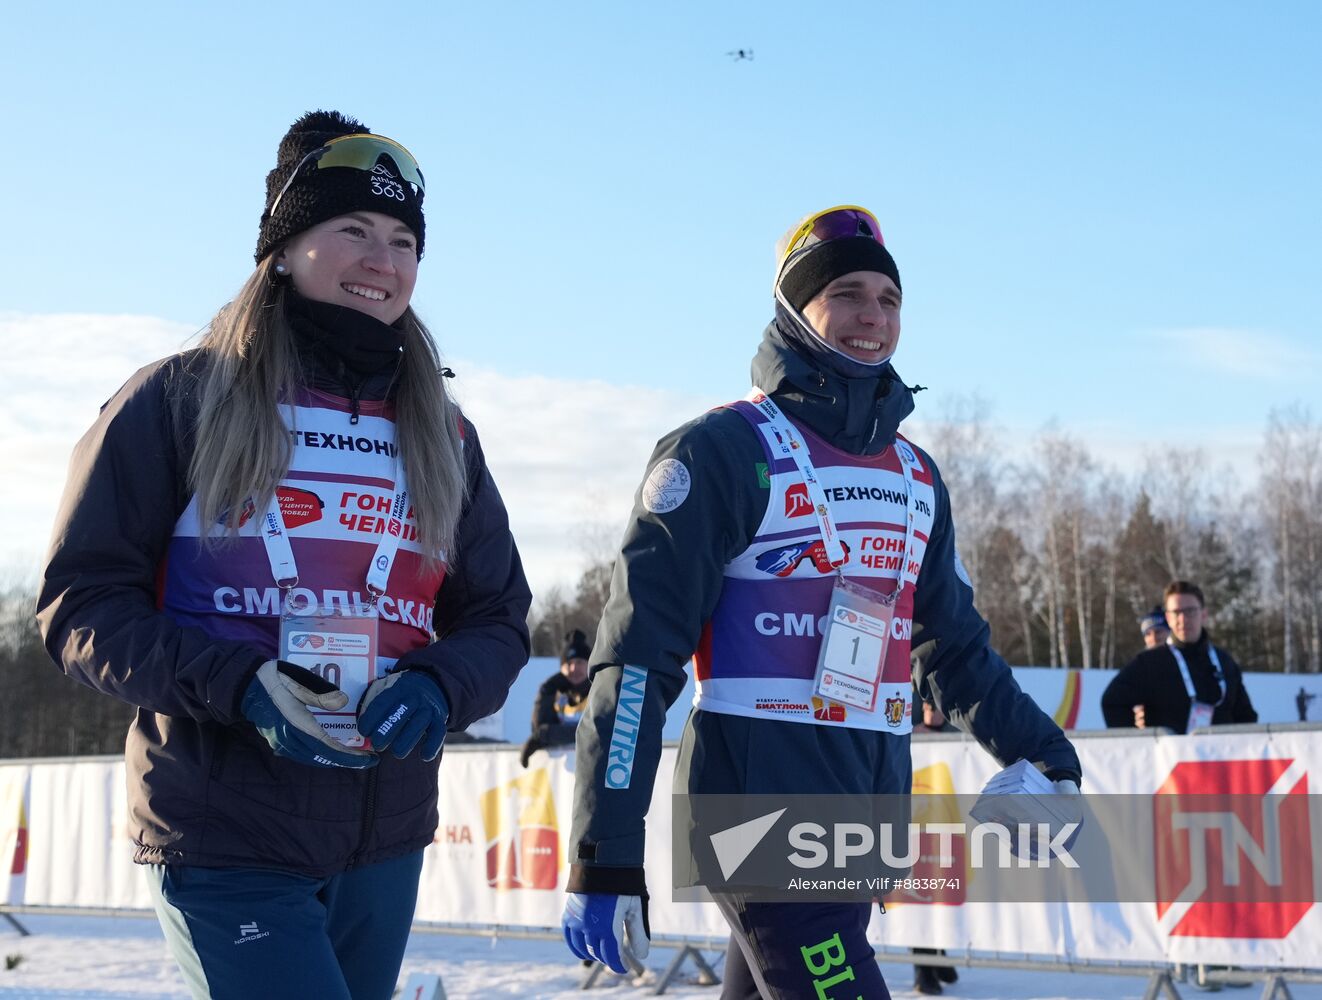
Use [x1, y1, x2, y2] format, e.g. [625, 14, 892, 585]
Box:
[812, 577, 896, 712]
[279, 602, 381, 748]
[1186, 700, 1214, 733]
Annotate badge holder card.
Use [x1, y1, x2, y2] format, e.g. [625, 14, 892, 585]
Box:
[279, 602, 381, 748]
[1186, 701, 1214, 732]
[1169, 645, 1224, 734]
[812, 577, 897, 712]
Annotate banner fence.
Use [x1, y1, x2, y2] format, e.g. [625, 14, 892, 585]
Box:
[3, 726, 1320, 970]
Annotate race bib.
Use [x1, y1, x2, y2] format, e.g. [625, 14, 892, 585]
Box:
[812, 577, 896, 711]
[279, 602, 381, 747]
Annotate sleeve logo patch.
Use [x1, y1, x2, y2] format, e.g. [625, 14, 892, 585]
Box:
[642, 459, 692, 514]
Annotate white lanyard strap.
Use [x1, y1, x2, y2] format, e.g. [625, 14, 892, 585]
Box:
[747, 388, 916, 588]
[260, 503, 298, 589]
[366, 471, 411, 597]
[1168, 643, 1227, 707]
[258, 458, 409, 602]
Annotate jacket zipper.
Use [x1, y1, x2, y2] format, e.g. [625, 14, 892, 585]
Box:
[336, 359, 364, 425]
[347, 379, 363, 424]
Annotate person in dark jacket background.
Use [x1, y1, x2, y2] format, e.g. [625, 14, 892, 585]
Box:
[36, 110, 530, 1000]
[1138, 605, 1171, 650]
[520, 628, 593, 766]
[560, 205, 1082, 998]
[1102, 580, 1256, 733]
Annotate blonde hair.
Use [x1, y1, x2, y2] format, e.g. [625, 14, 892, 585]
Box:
[189, 259, 468, 561]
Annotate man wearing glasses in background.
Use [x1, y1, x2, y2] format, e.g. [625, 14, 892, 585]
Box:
[1103, 580, 1258, 733]
[561, 205, 1083, 997]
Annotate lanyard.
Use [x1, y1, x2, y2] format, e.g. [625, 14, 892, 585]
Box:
[747, 388, 916, 588]
[258, 457, 410, 604]
[1168, 642, 1227, 708]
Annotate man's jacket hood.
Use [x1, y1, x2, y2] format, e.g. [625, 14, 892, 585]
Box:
[751, 311, 916, 456]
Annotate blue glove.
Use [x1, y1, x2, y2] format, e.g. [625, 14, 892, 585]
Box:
[562, 892, 650, 975]
[241, 660, 377, 769]
[357, 671, 450, 760]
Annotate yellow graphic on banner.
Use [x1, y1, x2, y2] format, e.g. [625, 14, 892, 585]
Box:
[1052, 670, 1082, 729]
[479, 769, 560, 890]
[892, 762, 967, 906]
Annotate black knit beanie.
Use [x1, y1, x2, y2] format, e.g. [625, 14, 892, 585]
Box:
[255, 110, 425, 263]
[776, 212, 901, 312]
[561, 629, 592, 663]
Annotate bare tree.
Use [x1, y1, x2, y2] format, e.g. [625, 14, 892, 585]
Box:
[1261, 406, 1322, 673]
[1147, 450, 1211, 579]
[918, 393, 1002, 591]
[1022, 432, 1096, 667]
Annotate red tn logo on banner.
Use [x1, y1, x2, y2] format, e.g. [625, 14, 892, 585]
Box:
[1154, 758, 1312, 939]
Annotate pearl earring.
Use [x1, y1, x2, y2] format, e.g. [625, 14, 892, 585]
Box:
[274, 263, 289, 275]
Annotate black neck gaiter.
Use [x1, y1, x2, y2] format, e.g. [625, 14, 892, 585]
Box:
[285, 291, 405, 379]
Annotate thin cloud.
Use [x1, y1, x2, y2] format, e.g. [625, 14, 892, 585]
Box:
[1150, 327, 1320, 381]
[0, 313, 201, 568]
[0, 312, 720, 600]
[448, 364, 722, 597]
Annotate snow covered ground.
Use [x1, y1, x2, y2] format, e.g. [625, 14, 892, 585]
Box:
[1, 913, 1319, 999]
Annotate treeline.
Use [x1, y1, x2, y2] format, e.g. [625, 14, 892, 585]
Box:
[920, 401, 1320, 673]
[529, 402, 1322, 674]
[0, 590, 135, 757]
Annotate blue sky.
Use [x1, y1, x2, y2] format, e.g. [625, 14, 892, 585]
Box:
[3, 1, 1318, 596]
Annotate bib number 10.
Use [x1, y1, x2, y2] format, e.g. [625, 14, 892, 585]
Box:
[307, 661, 342, 688]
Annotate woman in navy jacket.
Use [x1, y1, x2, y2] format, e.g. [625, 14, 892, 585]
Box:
[37, 110, 531, 1000]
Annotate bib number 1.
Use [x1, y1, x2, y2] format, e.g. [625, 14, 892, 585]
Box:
[812, 577, 896, 711]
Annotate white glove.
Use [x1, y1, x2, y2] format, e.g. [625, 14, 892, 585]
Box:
[969, 761, 1083, 861]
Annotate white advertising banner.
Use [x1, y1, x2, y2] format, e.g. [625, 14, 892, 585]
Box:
[23, 759, 153, 910]
[416, 745, 727, 940]
[867, 729, 1322, 967]
[5, 729, 1320, 970]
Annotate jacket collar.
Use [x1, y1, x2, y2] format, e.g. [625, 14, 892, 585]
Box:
[750, 318, 916, 456]
[1170, 631, 1212, 654]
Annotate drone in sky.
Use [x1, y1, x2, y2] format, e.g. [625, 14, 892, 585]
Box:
[726, 49, 753, 62]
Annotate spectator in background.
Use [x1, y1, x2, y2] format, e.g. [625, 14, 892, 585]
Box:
[1296, 686, 1317, 723]
[1139, 606, 1170, 650]
[1102, 581, 1257, 733]
[912, 690, 958, 736]
[520, 629, 593, 767]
